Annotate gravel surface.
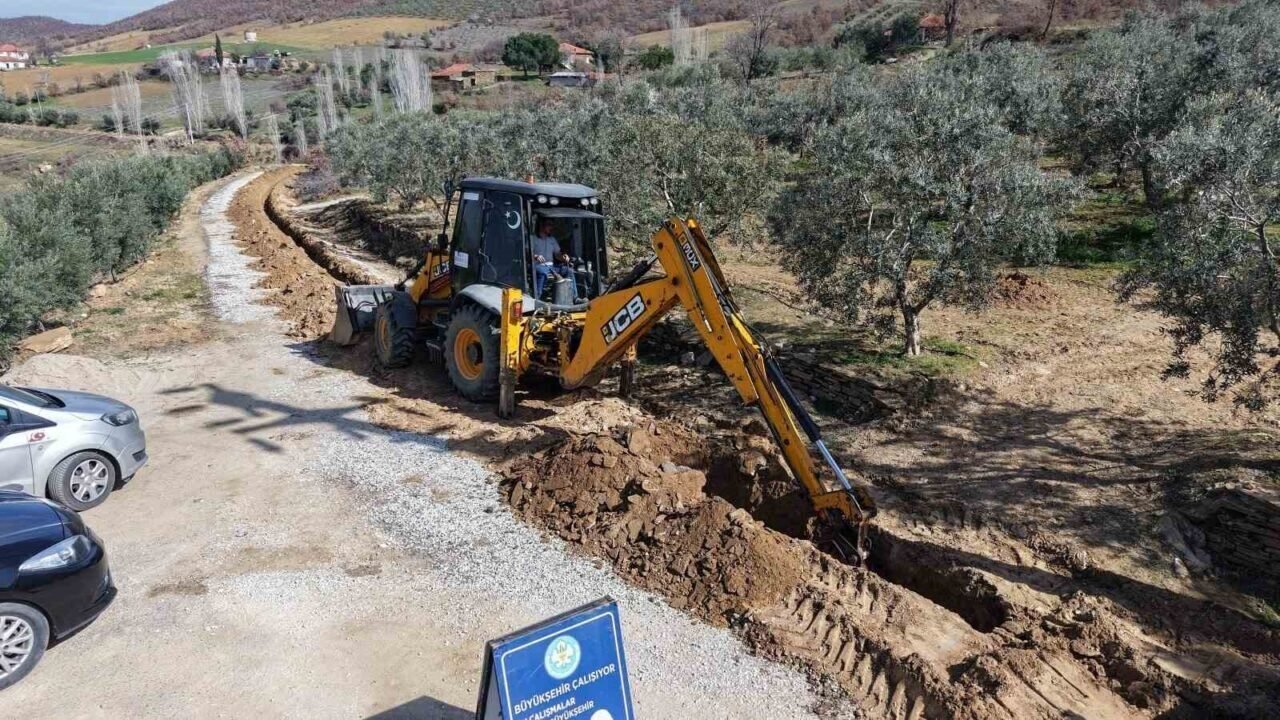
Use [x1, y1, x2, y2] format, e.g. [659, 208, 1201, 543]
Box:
[205, 171, 271, 325]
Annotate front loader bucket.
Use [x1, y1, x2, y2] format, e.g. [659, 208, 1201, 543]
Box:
[330, 284, 395, 346]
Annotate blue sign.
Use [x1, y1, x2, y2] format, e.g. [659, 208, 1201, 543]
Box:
[476, 597, 635, 720]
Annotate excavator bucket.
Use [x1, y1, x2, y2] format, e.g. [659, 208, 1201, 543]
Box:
[330, 284, 395, 346]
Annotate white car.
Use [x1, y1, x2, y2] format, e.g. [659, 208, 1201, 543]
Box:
[0, 385, 147, 511]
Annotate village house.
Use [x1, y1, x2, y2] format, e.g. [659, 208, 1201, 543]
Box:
[0, 42, 30, 71]
[918, 14, 947, 42]
[430, 63, 498, 92]
[558, 42, 594, 70]
[195, 48, 236, 72]
[240, 52, 275, 73]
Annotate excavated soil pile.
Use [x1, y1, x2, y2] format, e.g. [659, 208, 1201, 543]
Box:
[506, 424, 1176, 720]
[990, 272, 1058, 310]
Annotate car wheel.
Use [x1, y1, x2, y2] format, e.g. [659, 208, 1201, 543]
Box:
[47, 451, 116, 511]
[0, 603, 49, 691]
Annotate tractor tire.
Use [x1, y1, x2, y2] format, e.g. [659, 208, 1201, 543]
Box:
[374, 301, 416, 368]
[445, 304, 501, 402]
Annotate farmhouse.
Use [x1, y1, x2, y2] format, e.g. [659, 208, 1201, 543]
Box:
[195, 48, 236, 71]
[919, 14, 947, 42]
[241, 52, 275, 72]
[559, 42, 594, 70]
[0, 42, 29, 70]
[430, 63, 497, 91]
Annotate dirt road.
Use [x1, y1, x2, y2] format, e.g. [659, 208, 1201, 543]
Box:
[1, 172, 828, 719]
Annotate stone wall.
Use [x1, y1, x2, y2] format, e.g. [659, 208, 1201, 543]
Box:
[1185, 485, 1280, 587]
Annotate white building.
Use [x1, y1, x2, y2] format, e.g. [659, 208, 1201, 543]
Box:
[0, 43, 29, 71]
[243, 31, 258, 42]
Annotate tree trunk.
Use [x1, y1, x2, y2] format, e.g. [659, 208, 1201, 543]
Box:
[1140, 161, 1160, 210]
[1041, 0, 1058, 39]
[903, 306, 923, 357]
[944, 0, 960, 47]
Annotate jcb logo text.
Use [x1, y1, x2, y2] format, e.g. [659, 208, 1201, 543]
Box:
[602, 294, 646, 345]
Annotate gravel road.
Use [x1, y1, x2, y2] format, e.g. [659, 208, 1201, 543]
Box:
[0, 172, 830, 718]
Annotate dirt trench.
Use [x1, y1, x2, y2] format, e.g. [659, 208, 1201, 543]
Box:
[503, 420, 1280, 719]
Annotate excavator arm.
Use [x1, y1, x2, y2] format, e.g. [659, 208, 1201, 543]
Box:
[559, 217, 878, 559]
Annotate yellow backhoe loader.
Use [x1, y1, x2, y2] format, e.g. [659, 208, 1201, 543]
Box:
[332, 177, 877, 559]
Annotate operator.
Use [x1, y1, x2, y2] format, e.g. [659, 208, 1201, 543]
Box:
[532, 218, 577, 301]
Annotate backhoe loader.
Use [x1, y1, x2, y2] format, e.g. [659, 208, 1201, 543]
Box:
[332, 177, 877, 559]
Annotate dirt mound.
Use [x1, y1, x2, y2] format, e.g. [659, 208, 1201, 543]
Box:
[505, 424, 1176, 719]
[990, 271, 1058, 310]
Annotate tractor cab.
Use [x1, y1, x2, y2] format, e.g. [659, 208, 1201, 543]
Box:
[448, 178, 608, 306]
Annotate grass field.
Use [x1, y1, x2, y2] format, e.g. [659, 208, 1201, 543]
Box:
[60, 41, 306, 66]
[629, 20, 752, 50]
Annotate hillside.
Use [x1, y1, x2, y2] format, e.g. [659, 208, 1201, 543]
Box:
[0, 15, 96, 46]
[70, 0, 518, 47]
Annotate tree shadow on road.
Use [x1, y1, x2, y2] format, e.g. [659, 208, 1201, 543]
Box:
[853, 395, 1279, 552]
[365, 696, 471, 720]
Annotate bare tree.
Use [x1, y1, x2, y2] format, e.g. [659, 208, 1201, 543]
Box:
[220, 66, 248, 138]
[1042, 0, 1059, 39]
[264, 114, 283, 163]
[942, 0, 963, 46]
[669, 6, 692, 66]
[727, 1, 780, 81]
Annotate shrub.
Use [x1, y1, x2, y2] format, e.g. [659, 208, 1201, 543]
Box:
[0, 149, 240, 362]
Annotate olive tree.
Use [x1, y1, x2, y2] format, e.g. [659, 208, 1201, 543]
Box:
[328, 113, 499, 214]
[948, 43, 1062, 142]
[1061, 16, 1198, 208]
[1119, 91, 1280, 408]
[770, 64, 1076, 356]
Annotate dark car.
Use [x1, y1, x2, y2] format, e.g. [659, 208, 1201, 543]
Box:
[0, 491, 115, 689]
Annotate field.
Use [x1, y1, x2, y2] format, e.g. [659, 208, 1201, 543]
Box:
[0, 127, 132, 191]
[65, 16, 453, 59]
[45, 77, 294, 131]
[629, 19, 752, 50]
[190, 16, 454, 48]
[0, 63, 143, 94]
[59, 42, 307, 66]
[66, 29, 158, 55]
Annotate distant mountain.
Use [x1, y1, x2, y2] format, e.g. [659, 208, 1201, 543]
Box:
[0, 16, 97, 46]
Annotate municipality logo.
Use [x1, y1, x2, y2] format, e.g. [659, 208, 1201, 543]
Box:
[544, 635, 581, 680]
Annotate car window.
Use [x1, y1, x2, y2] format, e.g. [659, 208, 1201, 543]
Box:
[0, 406, 10, 424]
[0, 384, 54, 407]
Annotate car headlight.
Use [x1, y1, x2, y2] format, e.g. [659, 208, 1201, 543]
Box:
[20, 535, 93, 573]
[102, 409, 137, 426]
